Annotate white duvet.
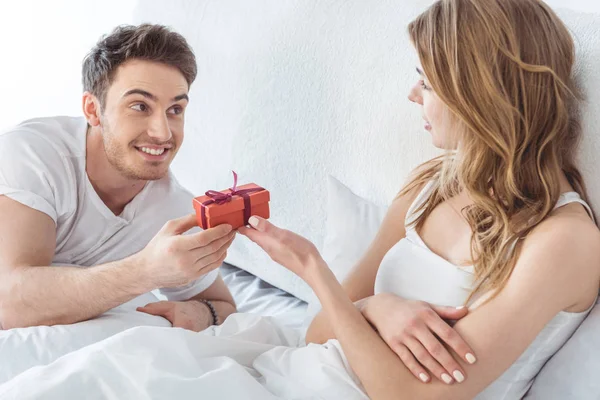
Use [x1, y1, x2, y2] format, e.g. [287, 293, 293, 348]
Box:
[0, 304, 367, 400]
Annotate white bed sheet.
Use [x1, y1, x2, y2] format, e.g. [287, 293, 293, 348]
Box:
[0, 313, 366, 400]
[220, 262, 309, 329]
[0, 264, 310, 390]
[0, 267, 351, 400]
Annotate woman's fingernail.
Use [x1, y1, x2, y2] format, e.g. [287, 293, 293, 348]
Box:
[441, 373, 453, 384]
[466, 353, 476, 364]
[248, 216, 259, 227]
[453, 370, 465, 383]
[419, 373, 429, 382]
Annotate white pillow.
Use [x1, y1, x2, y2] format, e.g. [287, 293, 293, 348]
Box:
[322, 175, 387, 283]
[525, 296, 600, 399]
[306, 175, 387, 315]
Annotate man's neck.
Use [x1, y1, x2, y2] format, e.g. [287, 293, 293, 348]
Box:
[85, 126, 147, 216]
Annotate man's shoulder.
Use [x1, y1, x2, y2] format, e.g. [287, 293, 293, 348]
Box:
[0, 117, 84, 221]
[0, 116, 87, 158]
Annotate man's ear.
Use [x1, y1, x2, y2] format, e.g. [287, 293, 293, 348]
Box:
[82, 91, 102, 127]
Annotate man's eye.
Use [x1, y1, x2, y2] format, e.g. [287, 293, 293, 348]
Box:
[168, 106, 183, 115]
[131, 103, 148, 112]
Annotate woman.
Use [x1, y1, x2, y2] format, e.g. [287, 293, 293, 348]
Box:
[240, 0, 600, 398]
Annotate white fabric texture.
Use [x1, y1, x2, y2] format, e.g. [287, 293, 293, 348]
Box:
[220, 263, 307, 329]
[0, 115, 217, 301]
[0, 313, 367, 400]
[305, 175, 387, 318]
[0, 265, 308, 394]
[131, 1, 600, 306]
[321, 176, 388, 286]
[0, 292, 169, 386]
[525, 297, 600, 399]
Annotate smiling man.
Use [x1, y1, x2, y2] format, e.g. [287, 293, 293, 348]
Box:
[0, 24, 237, 331]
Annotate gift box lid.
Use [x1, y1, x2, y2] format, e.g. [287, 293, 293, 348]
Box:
[193, 183, 270, 218]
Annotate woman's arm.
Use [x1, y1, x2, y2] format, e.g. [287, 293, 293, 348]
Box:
[302, 180, 475, 384]
[304, 297, 372, 345]
[307, 216, 600, 400]
[305, 183, 420, 344]
[241, 212, 600, 399]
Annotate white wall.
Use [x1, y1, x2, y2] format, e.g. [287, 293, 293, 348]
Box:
[0, 0, 598, 132]
[0, 0, 136, 130]
[545, 0, 600, 13]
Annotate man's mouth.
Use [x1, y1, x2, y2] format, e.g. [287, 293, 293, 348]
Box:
[138, 146, 166, 156]
[134, 145, 173, 160]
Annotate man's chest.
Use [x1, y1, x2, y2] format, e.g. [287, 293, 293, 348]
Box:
[52, 202, 162, 266]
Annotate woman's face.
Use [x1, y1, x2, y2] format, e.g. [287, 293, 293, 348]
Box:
[408, 66, 457, 149]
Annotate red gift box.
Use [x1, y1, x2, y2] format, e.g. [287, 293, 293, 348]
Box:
[193, 172, 270, 230]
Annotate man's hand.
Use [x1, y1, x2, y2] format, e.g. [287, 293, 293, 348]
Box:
[137, 300, 214, 332]
[136, 214, 236, 290]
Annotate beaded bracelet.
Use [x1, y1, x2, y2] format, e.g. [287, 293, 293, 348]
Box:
[197, 299, 219, 326]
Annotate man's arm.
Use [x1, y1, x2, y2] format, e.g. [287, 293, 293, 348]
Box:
[186, 275, 237, 324]
[0, 195, 235, 330]
[136, 274, 238, 331]
[0, 196, 153, 329]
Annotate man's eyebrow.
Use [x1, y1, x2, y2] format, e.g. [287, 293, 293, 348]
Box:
[123, 89, 157, 101]
[173, 94, 189, 102]
[123, 89, 189, 103]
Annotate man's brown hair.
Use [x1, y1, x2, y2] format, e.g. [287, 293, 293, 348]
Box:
[82, 24, 197, 108]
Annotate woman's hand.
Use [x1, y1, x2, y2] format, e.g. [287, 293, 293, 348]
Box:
[362, 293, 476, 384]
[238, 216, 324, 282]
[239, 216, 476, 385]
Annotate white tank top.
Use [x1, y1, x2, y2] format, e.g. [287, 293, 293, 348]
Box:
[374, 181, 596, 399]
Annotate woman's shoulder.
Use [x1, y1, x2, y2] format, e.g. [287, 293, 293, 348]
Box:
[534, 199, 598, 245]
[520, 203, 600, 312]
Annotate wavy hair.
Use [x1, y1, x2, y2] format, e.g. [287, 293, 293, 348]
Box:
[402, 0, 588, 304]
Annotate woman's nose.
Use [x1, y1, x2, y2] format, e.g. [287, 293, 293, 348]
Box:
[408, 84, 423, 105]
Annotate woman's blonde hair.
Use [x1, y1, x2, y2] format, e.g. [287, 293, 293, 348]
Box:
[403, 0, 588, 304]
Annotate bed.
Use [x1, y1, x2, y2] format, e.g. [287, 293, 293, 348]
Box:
[0, 265, 336, 400]
[1, 0, 599, 398]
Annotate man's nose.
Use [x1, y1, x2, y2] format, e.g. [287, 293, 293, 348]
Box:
[148, 114, 173, 142]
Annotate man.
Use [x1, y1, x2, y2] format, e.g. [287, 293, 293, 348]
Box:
[0, 24, 237, 332]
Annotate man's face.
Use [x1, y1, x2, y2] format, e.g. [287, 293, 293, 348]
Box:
[98, 59, 189, 181]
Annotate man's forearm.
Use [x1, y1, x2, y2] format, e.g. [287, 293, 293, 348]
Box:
[0, 256, 152, 329]
[187, 294, 236, 326]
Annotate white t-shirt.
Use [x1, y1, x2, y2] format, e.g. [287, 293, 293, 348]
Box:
[0, 116, 217, 302]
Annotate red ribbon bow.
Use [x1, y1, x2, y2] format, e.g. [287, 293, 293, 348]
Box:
[201, 171, 264, 228]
